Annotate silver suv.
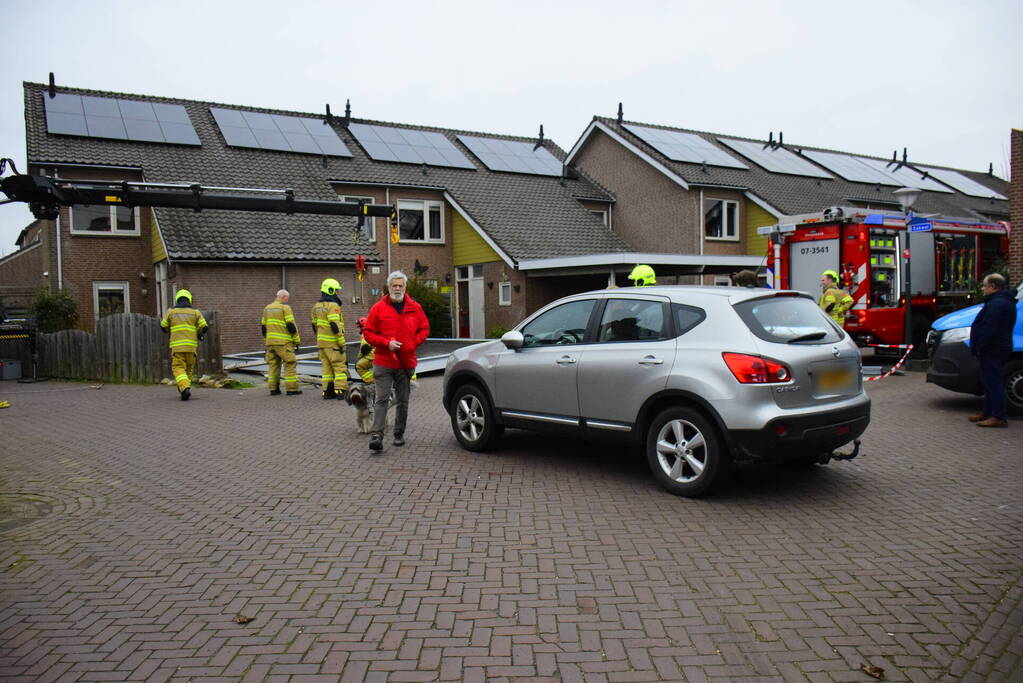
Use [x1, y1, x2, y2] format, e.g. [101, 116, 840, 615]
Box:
[443, 286, 870, 497]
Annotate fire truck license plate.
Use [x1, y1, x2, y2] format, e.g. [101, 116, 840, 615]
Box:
[816, 367, 854, 392]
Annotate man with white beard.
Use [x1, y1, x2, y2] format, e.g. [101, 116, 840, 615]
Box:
[361, 271, 430, 452]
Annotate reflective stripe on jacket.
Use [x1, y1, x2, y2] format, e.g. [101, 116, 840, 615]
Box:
[262, 300, 300, 346]
[161, 307, 208, 350]
[819, 287, 853, 325]
[311, 300, 345, 348]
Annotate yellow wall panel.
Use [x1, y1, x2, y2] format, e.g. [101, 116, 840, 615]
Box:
[452, 212, 499, 266]
[745, 201, 776, 257]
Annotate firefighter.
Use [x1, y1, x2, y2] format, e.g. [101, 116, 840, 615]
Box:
[629, 264, 656, 287]
[819, 270, 854, 326]
[160, 289, 208, 401]
[261, 289, 302, 396]
[311, 278, 348, 400]
[354, 317, 375, 384]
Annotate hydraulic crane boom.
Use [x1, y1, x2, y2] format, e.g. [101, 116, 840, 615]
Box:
[0, 160, 395, 224]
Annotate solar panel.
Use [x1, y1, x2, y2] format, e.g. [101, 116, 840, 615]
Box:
[919, 168, 1006, 200]
[209, 107, 352, 157]
[801, 151, 894, 184]
[43, 93, 200, 145]
[457, 135, 562, 176]
[348, 123, 475, 169]
[623, 124, 747, 169]
[717, 138, 831, 178]
[856, 157, 952, 193]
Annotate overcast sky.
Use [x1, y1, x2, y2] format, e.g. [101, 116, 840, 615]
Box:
[1, 0, 1020, 255]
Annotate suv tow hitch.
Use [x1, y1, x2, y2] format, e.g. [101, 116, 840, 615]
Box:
[817, 439, 861, 465]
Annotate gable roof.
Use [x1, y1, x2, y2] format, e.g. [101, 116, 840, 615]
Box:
[569, 117, 1010, 222]
[23, 82, 625, 263]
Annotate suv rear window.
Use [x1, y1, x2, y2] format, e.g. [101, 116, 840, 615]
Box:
[734, 296, 843, 344]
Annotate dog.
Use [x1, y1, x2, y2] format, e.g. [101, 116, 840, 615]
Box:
[345, 382, 378, 433]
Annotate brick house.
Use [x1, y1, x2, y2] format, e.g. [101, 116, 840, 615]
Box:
[566, 114, 1011, 285]
[2, 81, 626, 353]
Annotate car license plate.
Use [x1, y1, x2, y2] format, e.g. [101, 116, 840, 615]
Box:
[816, 367, 854, 392]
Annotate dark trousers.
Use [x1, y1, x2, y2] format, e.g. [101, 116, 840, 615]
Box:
[371, 365, 411, 437]
[979, 355, 1007, 421]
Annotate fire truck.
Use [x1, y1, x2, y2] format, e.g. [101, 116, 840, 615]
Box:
[758, 206, 1011, 350]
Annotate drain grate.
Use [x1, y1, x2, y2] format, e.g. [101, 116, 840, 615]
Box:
[0, 494, 55, 533]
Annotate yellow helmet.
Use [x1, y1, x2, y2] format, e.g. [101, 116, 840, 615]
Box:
[320, 278, 341, 295]
[175, 289, 192, 303]
[629, 264, 656, 286]
[821, 270, 839, 282]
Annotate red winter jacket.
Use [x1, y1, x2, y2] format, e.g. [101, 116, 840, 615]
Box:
[363, 293, 430, 369]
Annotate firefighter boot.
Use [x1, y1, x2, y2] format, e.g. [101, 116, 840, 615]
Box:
[323, 385, 336, 400]
[181, 388, 191, 401]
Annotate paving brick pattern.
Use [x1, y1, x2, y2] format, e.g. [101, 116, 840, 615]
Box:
[1, 374, 1020, 681]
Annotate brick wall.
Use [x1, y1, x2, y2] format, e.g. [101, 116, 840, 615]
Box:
[573, 129, 700, 254]
[1010, 129, 1022, 282]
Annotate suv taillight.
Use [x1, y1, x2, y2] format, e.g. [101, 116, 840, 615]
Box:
[722, 352, 791, 383]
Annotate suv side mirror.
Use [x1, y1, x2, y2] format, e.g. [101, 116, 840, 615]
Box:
[501, 330, 524, 350]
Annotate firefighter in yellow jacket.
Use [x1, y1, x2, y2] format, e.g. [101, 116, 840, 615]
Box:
[262, 289, 302, 396]
[311, 278, 348, 399]
[160, 289, 208, 401]
[819, 270, 854, 326]
[354, 317, 375, 384]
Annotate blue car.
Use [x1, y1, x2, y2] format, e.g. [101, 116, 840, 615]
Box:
[926, 280, 1023, 415]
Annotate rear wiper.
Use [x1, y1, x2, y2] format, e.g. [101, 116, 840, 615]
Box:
[787, 331, 827, 343]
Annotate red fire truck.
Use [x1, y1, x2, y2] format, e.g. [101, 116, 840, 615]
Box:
[759, 206, 1011, 349]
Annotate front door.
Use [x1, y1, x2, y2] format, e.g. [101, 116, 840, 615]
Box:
[456, 265, 486, 338]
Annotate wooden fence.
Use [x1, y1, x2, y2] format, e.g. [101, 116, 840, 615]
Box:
[22, 312, 222, 383]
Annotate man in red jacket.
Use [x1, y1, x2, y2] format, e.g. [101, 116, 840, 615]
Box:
[363, 271, 430, 451]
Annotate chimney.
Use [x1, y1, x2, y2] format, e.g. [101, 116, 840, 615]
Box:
[48, 72, 56, 98]
[617, 102, 623, 124]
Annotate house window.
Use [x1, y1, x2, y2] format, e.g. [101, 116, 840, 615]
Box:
[499, 281, 511, 306]
[343, 195, 376, 241]
[71, 205, 140, 235]
[713, 276, 731, 286]
[590, 210, 608, 226]
[398, 200, 444, 243]
[93, 281, 130, 322]
[704, 199, 738, 240]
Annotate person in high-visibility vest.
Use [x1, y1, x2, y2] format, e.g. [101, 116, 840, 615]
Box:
[160, 289, 208, 401]
[311, 278, 348, 400]
[819, 270, 854, 326]
[261, 289, 302, 396]
[629, 264, 656, 286]
[354, 317, 375, 384]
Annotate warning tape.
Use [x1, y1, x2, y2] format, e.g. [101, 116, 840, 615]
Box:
[864, 343, 914, 382]
[0, 334, 29, 340]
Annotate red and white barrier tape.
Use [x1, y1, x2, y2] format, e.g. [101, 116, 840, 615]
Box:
[864, 343, 914, 382]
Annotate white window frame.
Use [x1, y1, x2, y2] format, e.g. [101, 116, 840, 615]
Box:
[93, 281, 130, 324]
[343, 195, 376, 241]
[590, 210, 608, 226]
[713, 276, 731, 286]
[703, 198, 739, 241]
[70, 205, 141, 236]
[499, 281, 512, 306]
[397, 199, 445, 244]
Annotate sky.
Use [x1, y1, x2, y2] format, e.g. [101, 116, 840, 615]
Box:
[1, 0, 1020, 255]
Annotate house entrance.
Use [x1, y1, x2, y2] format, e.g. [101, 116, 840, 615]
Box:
[456, 265, 485, 338]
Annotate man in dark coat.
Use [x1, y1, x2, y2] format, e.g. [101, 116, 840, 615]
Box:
[969, 273, 1017, 428]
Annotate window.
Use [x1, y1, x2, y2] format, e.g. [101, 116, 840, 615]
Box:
[93, 281, 130, 322]
[713, 276, 731, 286]
[734, 297, 843, 344]
[704, 198, 738, 240]
[343, 195, 376, 240]
[71, 205, 140, 235]
[590, 210, 608, 226]
[398, 199, 444, 243]
[521, 300, 595, 347]
[597, 299, 667, 342]
[671, 303, 706, 337]
[499, 281, 511, 306]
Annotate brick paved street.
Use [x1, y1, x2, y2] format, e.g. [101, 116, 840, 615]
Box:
[1, 372, 1020, 682]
